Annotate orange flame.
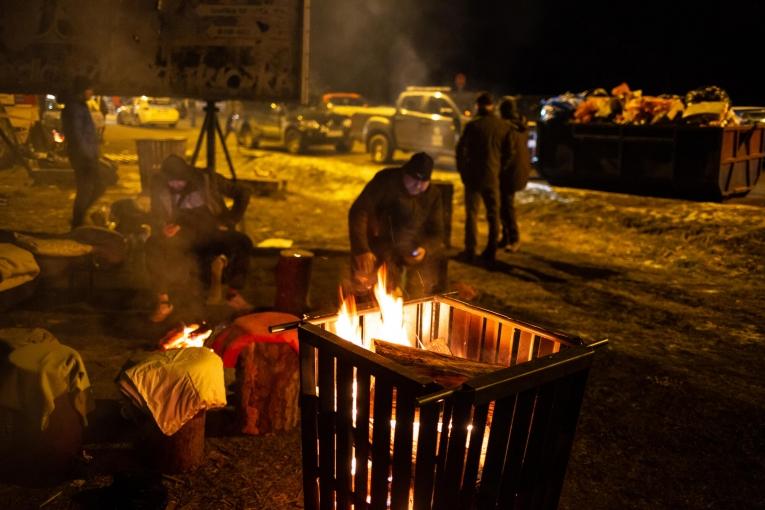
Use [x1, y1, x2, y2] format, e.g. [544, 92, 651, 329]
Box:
[159, 323, 213, 350]
[334, 264, 409, 348]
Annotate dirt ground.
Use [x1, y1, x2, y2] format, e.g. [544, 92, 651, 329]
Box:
[0, 145, 764, 509]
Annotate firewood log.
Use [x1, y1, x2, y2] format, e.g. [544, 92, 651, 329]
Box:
[373, 339, 505, 388]
[234, 342, 299, 435]
[274, 249, 314, 314]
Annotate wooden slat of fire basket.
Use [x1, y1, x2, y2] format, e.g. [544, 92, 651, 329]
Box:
[336, 359, 354, 509]
[317, 350, 335, 508]
[370, 379, 394, 509]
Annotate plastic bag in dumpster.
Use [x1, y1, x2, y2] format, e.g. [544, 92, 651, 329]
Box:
[621, 94, 685, 125]
[574, 89, 621, 124]
[682, 85, 733, 126]
[540, 91, 583, 123]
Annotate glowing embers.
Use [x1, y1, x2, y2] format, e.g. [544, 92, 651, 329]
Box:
[333, 265, 410, 349]
[159, 323, 213, 350]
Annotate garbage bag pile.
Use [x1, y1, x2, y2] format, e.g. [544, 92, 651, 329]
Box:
[540, 83, 746, 127]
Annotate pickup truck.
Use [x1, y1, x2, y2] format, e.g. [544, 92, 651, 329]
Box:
[231, 100, 353, 154]
[351, 87, 475, 163]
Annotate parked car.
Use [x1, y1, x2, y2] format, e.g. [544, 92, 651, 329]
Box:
[116, 96, 179, 127]
[733, 106, 765, 124]
[321, 92, 370, 115]
[231, 100, 353, 154]
[352, 87, 472, 163]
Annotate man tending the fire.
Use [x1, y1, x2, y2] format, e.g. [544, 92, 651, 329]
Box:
[348, 151, 445, 299]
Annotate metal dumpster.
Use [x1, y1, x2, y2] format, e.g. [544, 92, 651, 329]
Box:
[537, 122, 764, 200]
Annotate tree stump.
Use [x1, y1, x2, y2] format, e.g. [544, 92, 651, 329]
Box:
[274, 249, 314, 315]
[234, 342, 299, 435]
[142, 411, 206, 474]
[0, 393, 84, 477]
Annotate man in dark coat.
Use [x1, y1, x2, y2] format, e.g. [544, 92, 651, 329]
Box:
[498, 96, 532, 252]
[455, 92, 514, 264]
[61, 76, 105, 229]
[349, 152, 444, 298]
[144, 155, 253, 322]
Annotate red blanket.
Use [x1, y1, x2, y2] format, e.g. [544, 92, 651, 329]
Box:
[210, 312, 299, 368]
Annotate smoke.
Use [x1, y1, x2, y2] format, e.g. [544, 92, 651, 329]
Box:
[310, 0, 433, 103]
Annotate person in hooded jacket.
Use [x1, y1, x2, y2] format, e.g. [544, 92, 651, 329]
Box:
[498, 96, 532, 252]
[61, 76, 105, 229]
[349, 152, 445, 298]
[455, 92, 514, 265]
[144, 155, 252, 322]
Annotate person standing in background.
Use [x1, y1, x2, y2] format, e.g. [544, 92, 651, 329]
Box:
[498, 96, 532, 252]
[455, 92, 514, 266]
[61, 76, 105, 229]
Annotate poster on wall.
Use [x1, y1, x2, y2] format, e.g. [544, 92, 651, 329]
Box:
[0, 0, 307, 101]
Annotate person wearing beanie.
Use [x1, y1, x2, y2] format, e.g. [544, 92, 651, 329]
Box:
[455, 91, 515, 266]
[61, 75, 105, 229]
[144, 154, 253, 322]
[348, 151, 445, 298]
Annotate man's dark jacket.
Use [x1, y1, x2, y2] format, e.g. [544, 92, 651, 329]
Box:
[349, 167, 444, 260]
[456, 112, 514, 189]
[61, 99, 99, 160]
[501, 119, 532, 193]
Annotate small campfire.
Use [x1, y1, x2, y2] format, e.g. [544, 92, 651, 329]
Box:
[159, 323, 213, 350]
[297, 267, 602, 509]
[334, 265, 409, 350]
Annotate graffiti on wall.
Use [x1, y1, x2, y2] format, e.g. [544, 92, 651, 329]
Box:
[0, 0, 304, 100]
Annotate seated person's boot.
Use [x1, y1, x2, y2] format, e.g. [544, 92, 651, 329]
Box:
[149, 293, 174, 323]
[206, 255, 228, 305]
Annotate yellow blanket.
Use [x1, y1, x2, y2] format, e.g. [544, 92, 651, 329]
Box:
[0, 328, 92, 430]
[0, 243, 39, 292]
[119, 347, 226, 436]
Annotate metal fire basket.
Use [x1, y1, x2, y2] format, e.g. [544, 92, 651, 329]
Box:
[297, 295, 604, 510]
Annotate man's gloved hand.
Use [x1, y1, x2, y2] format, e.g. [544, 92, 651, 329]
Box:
[403, 246, 426, 265]
[163, 223, 181, 238]
[352, 252, 377, 290]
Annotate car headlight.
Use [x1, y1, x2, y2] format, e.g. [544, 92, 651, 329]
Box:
[342, 118, 352, 128]
[300, 119, 321, 130]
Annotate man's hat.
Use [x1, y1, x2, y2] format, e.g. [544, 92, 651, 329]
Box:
[476, 91, 493, 107]
[402, 152, 434, 181]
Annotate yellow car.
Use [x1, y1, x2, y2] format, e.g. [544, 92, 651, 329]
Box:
[117, 96, 179, 128]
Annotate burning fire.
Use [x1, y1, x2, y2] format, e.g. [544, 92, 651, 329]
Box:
[159, 323, 212, 350]
[334, 265, 409, 349]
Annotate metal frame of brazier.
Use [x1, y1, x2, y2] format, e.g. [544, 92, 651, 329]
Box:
[298, 295, 604, 510]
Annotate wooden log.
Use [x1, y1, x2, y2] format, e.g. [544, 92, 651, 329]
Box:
[373, 339, 505, 389]
[274, 249, 314, 315]
[143, 410, 206, 474]
[0, 393, 84, 477]
[234, 342, 300, 435]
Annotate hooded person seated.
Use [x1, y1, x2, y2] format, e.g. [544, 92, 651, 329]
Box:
[145, 155, 253, 322]
[349, 152, 445, 298]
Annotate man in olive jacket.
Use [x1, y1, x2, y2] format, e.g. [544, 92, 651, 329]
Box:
[349, 152, 444, 298]
[455, 92, 514, 264]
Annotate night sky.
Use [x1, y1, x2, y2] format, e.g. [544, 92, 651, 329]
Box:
[311, 0, 764, 105]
